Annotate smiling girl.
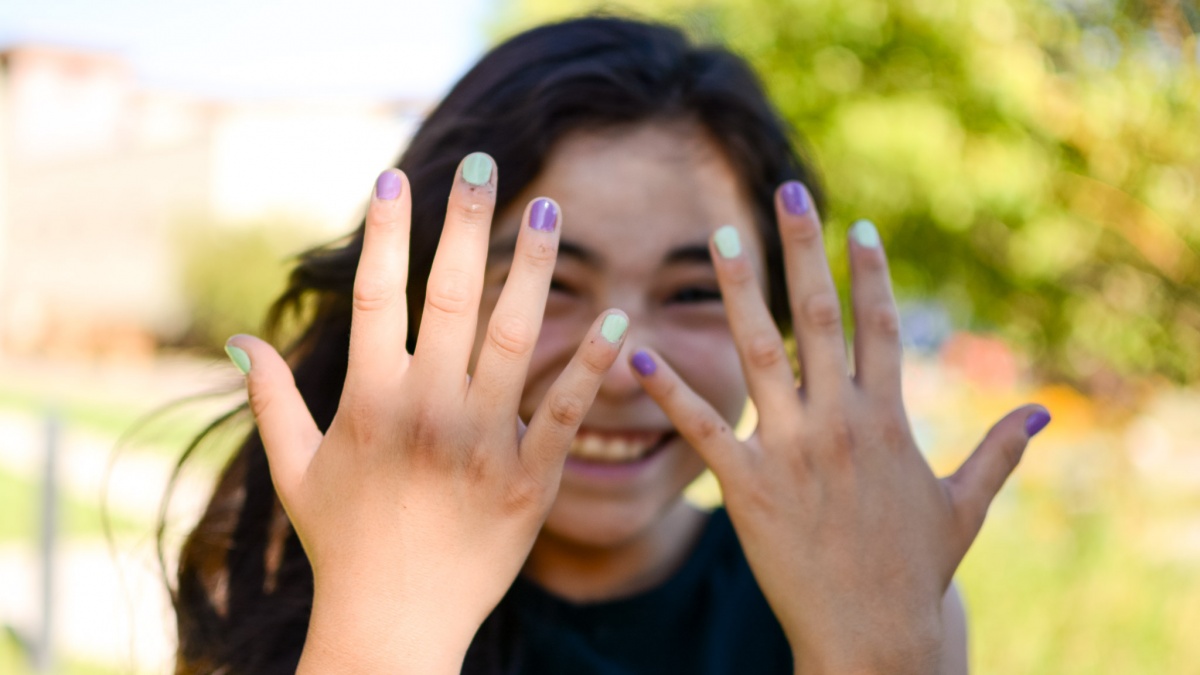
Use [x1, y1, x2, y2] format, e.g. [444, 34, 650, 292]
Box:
[172, 16, 1049, 675]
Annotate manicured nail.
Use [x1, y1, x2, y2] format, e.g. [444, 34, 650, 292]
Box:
[600, 314, 628, 343]
[850, 219, 881, 248]
[375, 170, 402, 200]
[1024, 410, 1051, 437]
[781, 181, 811, 215]
[225, 344, 251, 375]
[713, 225, 741, 259]
[631, 350, 656, 376]
[462, 152, 493, 186]
[529, 198, 558, 232]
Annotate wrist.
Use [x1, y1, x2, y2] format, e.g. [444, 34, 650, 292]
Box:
[788, 619, 942, 675]
[794, 648, 941, 675]
[298, 582, 477, 675]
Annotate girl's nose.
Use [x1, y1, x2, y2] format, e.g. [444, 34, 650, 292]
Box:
[595, 324, 646, 402]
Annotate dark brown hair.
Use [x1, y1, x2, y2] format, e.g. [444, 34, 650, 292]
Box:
[167, 15, 823, 675]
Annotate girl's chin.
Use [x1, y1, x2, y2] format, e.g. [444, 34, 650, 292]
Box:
[539, 497, 664, 549]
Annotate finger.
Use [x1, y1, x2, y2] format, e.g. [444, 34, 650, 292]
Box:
[226, 334, 323, 504]
[847, 219, 903, 401]
[347, 169, 412, 390]
[944, 405, 1051, 543]
[521, 310, 628, 478]
[628, 347, 746, 482]
[470, 198, 560, 422]
[411, 152, 497, 390]
[709, 225, 799, 413]
[776, 181, 849, 396]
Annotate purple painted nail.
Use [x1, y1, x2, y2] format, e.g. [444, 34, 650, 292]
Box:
[1024, 410, 1051, 437]
[529, 198, 558, 232]
[781, 181, 810, 215]
[631, 350, 656, 377]
[375, 170, 402, 200]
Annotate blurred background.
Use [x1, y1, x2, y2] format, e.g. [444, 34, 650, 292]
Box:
[0, 0, 1197, 672]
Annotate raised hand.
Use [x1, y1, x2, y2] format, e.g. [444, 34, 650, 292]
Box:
[630, 183, 1050, 674]
[223, 156, 628, 674]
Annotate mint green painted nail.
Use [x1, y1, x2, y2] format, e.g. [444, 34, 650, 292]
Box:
[600, 314, 628, 343]
[850, 219, 881, 248]
[462, 152, 492, 186]
[225, 344, 251, 375]
[713, 225, 741, 259]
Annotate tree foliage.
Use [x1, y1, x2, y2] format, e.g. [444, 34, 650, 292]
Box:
[499, 0, 1200, 386]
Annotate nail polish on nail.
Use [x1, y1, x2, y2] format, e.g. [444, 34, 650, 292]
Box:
[375, 170, 402, 200]
[850, 219, 881, 248]
[781, 181, 811, 215]
[462, 152, 492, 186]
[1024, 410, 1051, 437]
[600, 314, 628, 343]
[713, 225, 741, 259]
[632, 350, 656, 376]
[529, 198, 558, 232]
[225, 344, 251, 375]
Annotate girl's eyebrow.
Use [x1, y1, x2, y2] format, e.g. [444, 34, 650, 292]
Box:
[486, 238, 713, 268]
[662, 244, 714, 266]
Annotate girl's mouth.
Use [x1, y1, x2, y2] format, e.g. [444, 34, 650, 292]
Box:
[567, 429, 676, 463]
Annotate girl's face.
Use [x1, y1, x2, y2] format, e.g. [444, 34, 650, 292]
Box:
[474, 121, 767, 548]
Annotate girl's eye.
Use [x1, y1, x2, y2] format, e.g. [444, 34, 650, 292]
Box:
[549, 278, 577, 295]
[668, 286, 722, 304]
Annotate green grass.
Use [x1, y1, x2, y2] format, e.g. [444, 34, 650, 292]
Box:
[958, 488, 1200, 674]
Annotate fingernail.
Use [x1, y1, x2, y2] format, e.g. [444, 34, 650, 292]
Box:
[1024, 410, 1051, 437]
[529, 198, 558, 232]
[781, 181, 811, 215]
[225, 344, 251, 375]
[462, 152, 493, 186]
[631, 350, 656, 376]
[713, 225, 742, 259]
[850, 219, 881, 248]
[600, 314, 628, 343]
[375, 170, 402, 200]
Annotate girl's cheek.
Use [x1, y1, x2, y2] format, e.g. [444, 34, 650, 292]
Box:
[518, 311, 595, 415]
[657, 322, 747, 419]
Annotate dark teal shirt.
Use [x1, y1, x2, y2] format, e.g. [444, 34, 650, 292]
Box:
[507, 509, 793, 674]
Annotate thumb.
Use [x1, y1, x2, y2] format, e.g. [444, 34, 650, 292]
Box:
[944, 404, 1051, 544]
[225, 334, 322, 503]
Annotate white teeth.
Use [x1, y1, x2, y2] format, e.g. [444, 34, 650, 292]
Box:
[568, 431, 666, 463]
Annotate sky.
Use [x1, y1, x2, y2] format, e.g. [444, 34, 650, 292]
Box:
[0, 0, 495, 100]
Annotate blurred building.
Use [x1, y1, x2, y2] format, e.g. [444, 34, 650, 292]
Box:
[0, 45, 424, 360]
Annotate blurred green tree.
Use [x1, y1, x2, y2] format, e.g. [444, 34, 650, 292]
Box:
[498, 0, 1200, 386]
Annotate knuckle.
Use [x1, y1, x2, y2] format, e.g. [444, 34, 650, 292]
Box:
[448, 191, 495, 227]
[521, 238, 559, 270]
[723, 256, 757, 285]
[425, 270, 473, 316]
[651, 371, 679, 400]
[689, 412, 728, 445]
[802, 292, 842, 332]
[578, 344, 615, 377]
[744, 333, 788, 371]
[352, 273, 397, 313]
[503, 477, 542, 513]
[821, 415, 855, 454]
[246, 377, 276, 420]
[781, 215, 822, 246]
[999, 435, 1027, 471]
[338, 395, 380, 445]
[867, 304, 901, 338]
[545, 391, 587, 429]
[488, 315, 536, 360]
